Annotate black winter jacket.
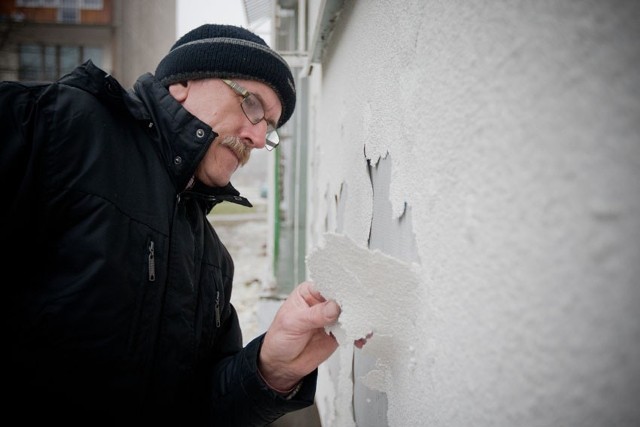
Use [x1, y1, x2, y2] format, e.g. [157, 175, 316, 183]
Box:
[0, 61, 315, 425]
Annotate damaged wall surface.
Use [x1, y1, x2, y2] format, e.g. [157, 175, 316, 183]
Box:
[301, 1, 640, 426]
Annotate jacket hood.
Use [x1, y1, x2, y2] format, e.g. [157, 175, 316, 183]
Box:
[60, 60, 219, 192]
[58, 61, 251, 208]
[132, 72, 218, 192]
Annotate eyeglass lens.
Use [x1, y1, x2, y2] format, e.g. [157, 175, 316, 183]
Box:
[265, 126, 279, 151]
[241, 95, 263, 125]
[240, 94, 280, 150]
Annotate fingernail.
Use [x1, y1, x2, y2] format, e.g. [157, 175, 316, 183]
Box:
[323, 302, 340, 319]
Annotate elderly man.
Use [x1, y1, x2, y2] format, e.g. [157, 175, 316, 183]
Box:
[1, 24, 340, 426]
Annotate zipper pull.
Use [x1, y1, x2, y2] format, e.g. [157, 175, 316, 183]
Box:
[215, 291, 221, 327]
[148, 240, 156, 282]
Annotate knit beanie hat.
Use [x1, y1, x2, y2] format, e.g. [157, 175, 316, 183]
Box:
[155, 24, 296, 128]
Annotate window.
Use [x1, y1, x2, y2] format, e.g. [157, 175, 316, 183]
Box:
[83, 46, 103, 66]
[18, 44, 103, 81]
[16, 0, 103, 8]
[59, 45, 80, 75]
[82, 0, 103, 10]
[16, 0, 103, 22]
[43, 46, 57, 80]
[59, 0, 79, 23]
[19, 44, 41, 81]
[16, 0, 43, 6]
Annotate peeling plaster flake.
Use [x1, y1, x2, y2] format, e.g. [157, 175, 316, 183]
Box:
[308, 233, 426, 425]
[307, 232, 422, 345]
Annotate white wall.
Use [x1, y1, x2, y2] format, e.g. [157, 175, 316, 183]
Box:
[305, 1, 640, 426]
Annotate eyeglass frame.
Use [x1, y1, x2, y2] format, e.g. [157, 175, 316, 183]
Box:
[221, 79, 280, 151]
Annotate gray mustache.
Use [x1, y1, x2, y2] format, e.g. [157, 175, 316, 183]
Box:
[220, 136, 251, 166]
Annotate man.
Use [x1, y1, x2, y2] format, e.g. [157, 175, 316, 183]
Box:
[1, 24, 341, 425]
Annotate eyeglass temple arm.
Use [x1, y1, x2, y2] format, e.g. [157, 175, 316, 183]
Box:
[221, 79, 249, 97]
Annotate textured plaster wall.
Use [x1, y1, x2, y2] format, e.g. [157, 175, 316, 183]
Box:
[304, 1, 640, 426]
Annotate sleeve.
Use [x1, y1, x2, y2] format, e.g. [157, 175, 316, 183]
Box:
[0, 80, 51, 340]
[206, 306, 318, 426]
[0, 81, 46, 225]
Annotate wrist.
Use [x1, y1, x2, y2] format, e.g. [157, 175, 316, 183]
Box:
[257, 368, 303, 399]
[258, 340, 300, 392]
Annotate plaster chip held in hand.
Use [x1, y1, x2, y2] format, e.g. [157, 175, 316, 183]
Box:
[306, 232, 421, 346]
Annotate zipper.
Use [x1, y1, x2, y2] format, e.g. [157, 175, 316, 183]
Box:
[148, 240, 156, 282]
[215, 290, 221, 327]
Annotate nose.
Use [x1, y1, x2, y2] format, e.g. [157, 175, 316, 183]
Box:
[245, 119, 268, 149]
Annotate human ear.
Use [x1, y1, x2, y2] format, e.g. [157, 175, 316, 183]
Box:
[168, 81, 189, 102]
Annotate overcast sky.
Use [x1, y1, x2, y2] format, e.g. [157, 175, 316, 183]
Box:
[176, 0, 247, 38]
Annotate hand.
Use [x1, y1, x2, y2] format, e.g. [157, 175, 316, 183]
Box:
[354, 331, 373, 349]
[258, 281, 340, 392]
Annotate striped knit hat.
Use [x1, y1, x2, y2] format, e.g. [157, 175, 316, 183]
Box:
[155, 24, 296, 128]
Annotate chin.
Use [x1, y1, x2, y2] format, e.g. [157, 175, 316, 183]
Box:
[198, 173, 231, 188]
[197, 157, 235, 187]
[212, 177, 231, 187]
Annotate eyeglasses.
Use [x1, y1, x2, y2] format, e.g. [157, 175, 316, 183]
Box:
[221, 79, 280, 151]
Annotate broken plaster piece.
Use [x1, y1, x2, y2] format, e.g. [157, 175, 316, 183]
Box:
[306, 232, 421, 346]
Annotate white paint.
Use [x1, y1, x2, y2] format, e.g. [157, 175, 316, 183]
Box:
[305, 1, 640, 426]
[307, 232, 421, 346]
[307, 232, 426, 425]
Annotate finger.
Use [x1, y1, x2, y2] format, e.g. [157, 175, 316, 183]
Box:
[354, 331, 373, 349]
[295, 332, 339, 373]
[306, 282, 328, 302]
[297, 282, 327, 306]
[304, 300, 341, 329]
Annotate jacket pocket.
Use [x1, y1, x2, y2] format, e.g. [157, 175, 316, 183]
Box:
[195, 264, 226, 355]
[127, 234, 163, 360]
[147, 239, 156, 282]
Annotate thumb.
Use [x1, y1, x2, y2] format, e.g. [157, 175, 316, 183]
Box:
[308, 300, 340, 327]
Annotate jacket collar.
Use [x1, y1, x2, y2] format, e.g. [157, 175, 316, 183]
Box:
[182, 181, 253, 213]
[132, 72, 217, 192]
[132, 76, 253, 209]
[60, 61, 251, 207]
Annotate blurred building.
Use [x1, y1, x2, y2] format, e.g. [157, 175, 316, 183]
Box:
[0, 0, 175, 88]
